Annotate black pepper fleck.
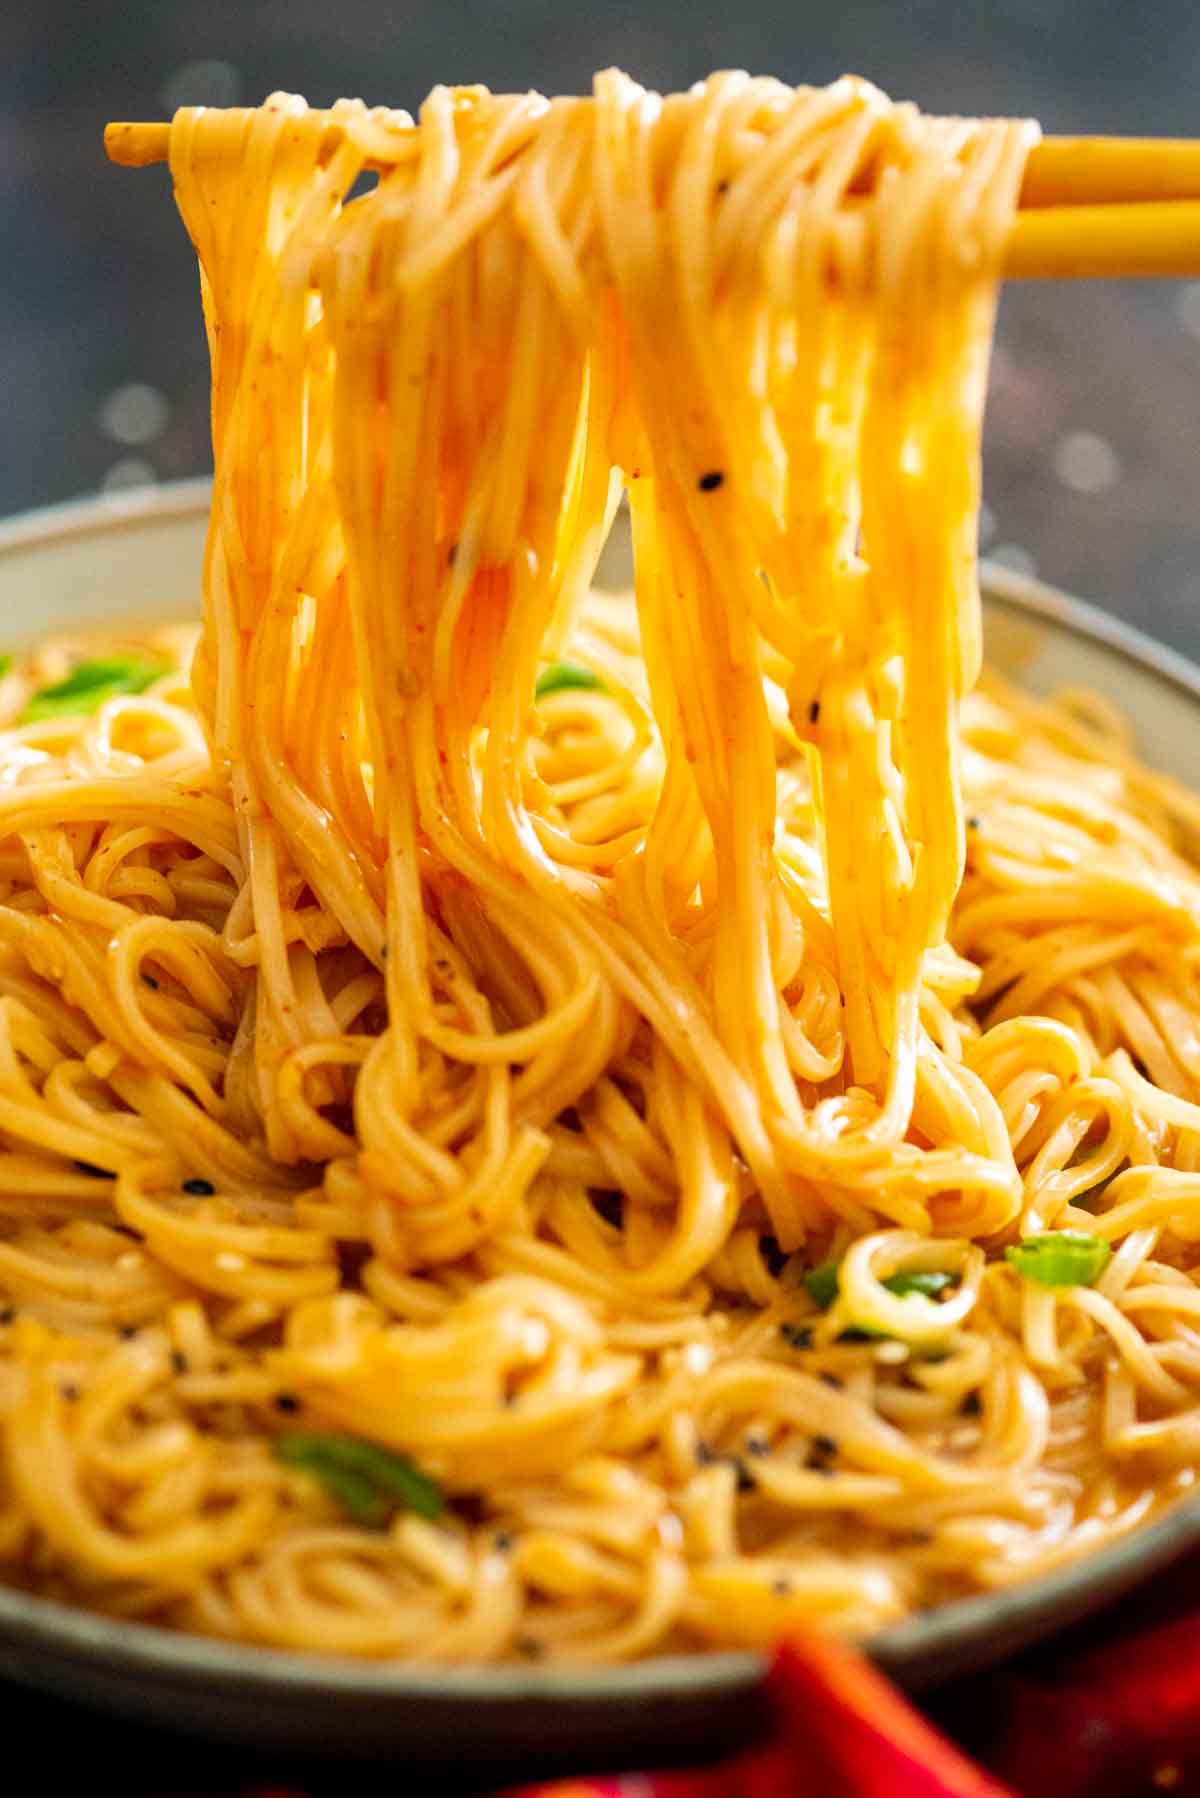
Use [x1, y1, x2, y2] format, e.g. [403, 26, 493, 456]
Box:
[967, 816, 981, 831]
[819, 1371, 843, 1389]
[697, 1443, 758, 1490]
[274, 1392, 302, 1414]
[74, 1160, 114, 1180]
[772, 1576, 793, 1597]
[60, 1383, 80, 1402]
[961, 1392, 982, 1416]
[592, 1190, 624, 1230]
[808, 700, 820, 724]
[759, 1235, 787, 1277]
[0, 1306, 13, 1326]
[493, 1531, 514, 1553]
[170, 1350, 188, 1375]
[141, 973, 159, 989]
[450, 1493, 488, 1528]
[812, 1434, 838, 1457]
[745, 1434, 770, 1457]
[780, 1323, 812, 1351]
[119, 1325, 138, 1340]
[182, 1178, 215, 1197]
[697, 470, 725, 493]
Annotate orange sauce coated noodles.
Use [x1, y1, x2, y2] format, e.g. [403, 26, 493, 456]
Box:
[0, 76, 1198, 1662]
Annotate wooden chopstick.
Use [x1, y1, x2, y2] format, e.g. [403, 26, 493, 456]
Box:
[1005, 200, 1200, 278]
[103, 119, 1200, 280]
[1019, 136, 1200, 207]
[104, 118, 406, 170]
[103, 120, 1200, 203]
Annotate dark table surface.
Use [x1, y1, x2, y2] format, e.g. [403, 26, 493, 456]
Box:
[1, 0, 1199, 1787]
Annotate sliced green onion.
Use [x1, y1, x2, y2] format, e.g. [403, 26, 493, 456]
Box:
[535, 660, 604, 699]
[294, 1456, 388, 1527]
[801, 1260, 958, 1341]
[882, 1271, 956, 1300]
[1005, 1230, 1111, 1289]
[273, 1431, 444, 1526]
[20, 656, 168, 724]
[802, 1260, 841, 1309]
[803, 1261, 955, 1310]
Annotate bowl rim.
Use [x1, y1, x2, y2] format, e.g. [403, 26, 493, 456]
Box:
[7, 474, 1200, 710]
[0, 477, 1198, 1706]
[0, 478, 216, 559]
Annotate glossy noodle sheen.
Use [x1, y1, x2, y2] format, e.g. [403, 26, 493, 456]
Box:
[2, 74, 1200, 1662]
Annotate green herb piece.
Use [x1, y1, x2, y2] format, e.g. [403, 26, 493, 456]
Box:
[883, 1271, 956, 1301]
[0, 655, 11, 681]
[803, 1261, 956, 1311]
[20, 656, 168, 723]
[294, 1454, 384, 1526]
[534, 660, 604, 699]
[800, 1260, 958, 1343]
[1004, 1230, 1111, 1289]
[272, 1431, 444, 1527]
[803, 1261, 841, 1309]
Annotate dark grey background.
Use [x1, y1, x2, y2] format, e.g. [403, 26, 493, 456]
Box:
[3, 0, 1199, 652]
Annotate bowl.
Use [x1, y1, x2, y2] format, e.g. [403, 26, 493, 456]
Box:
[2, 480, 1199, 1774]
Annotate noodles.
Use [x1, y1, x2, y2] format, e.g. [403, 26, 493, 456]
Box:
[0, 72, 1199, 1662]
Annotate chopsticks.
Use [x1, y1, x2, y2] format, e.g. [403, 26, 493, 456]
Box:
[105, 117, 413, 172]
[1019, 135, 1200, 206]
[104, 119, 1200, 280]
[1005, 199, 1200, 278]
[1011, 137, 1200, 277]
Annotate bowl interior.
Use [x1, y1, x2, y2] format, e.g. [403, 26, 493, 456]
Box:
[1, 482, 1199, 1765]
